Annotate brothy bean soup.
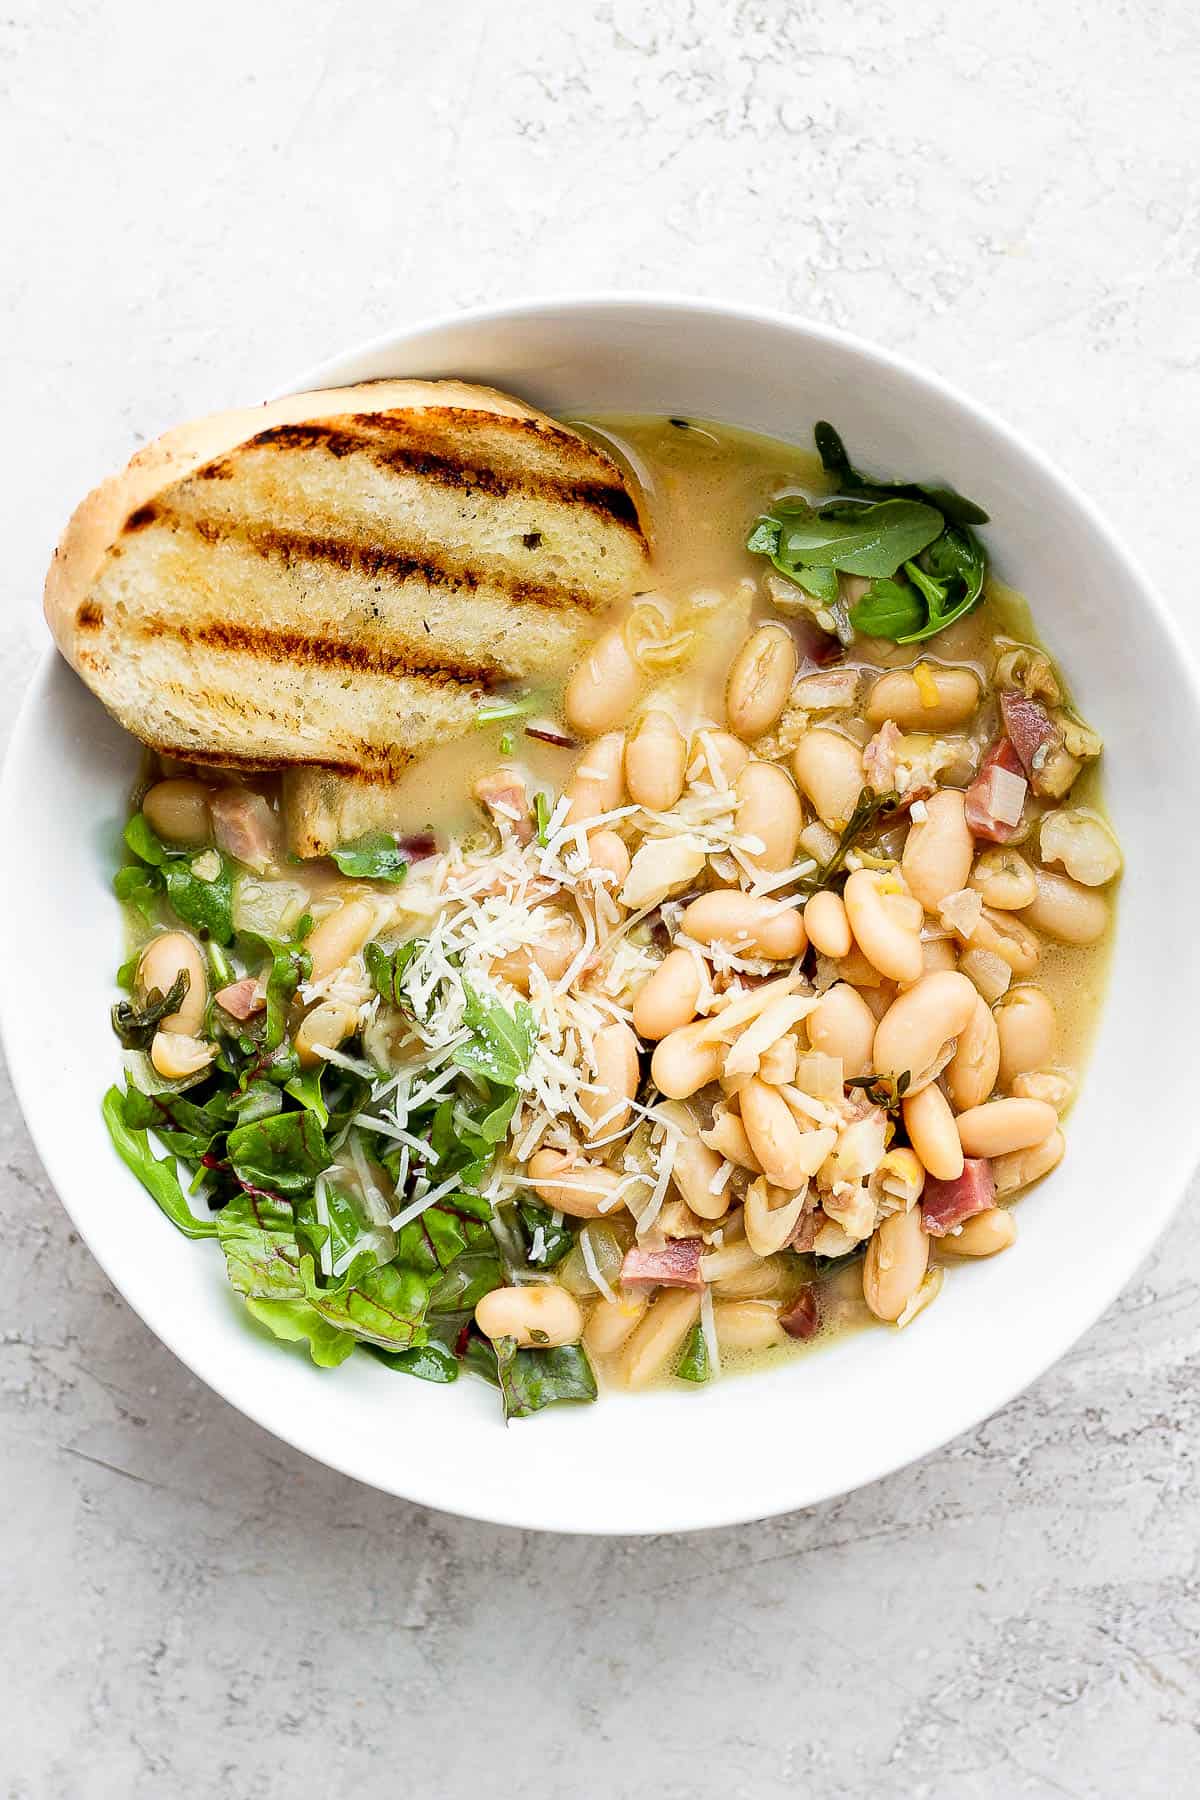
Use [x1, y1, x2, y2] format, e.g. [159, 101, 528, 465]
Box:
[105, 417, 1118, 1417]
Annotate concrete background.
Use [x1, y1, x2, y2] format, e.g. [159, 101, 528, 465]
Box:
[3, 2, 1199, 1794]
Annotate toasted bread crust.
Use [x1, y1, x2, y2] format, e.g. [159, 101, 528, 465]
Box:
[44, 378, 650, 794]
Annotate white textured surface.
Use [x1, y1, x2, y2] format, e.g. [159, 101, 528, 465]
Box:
[3, 3, 1200, 1795]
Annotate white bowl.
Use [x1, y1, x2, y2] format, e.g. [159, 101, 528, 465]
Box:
[5, 296, 1199, 1535]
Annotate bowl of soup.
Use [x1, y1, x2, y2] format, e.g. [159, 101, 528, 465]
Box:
[4, 296, 1199, 1532]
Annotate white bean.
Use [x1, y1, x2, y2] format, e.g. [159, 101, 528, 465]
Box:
[902, 1083, 964, 1182]
[901, 789, 974, 912]
[726, 625, 797, 739]
[476, 1284, 584, 1348]
[565, 627, 643, 737]
[1020, 868, 1109, 945]
[843, 869, 924, 984]
[956, 1097, 1059, 1158]
[866, 665, 980, 731]
[136, 932, 208, 1036]
[791, 730, 865, 829]
[735, 760, 804, 871]
[625, 710, 687, 811]
[863, 1207, 929, 1322]
[872, 970, 977, 1084]
[579, 1020, 640, 1140]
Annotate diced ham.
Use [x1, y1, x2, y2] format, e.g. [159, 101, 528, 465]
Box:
[473, 770, 533, 844]
[965, 738, 1026, 843]
[215, 977, 266, 1020]
[786, 1208, 822, 1253]
[999, 690, 1058, 781]
[209, 788, 279, 872]
[780, 1285, 821, 1340]
[921, 1157, 996, 1236]
[863, 719, 902, 794]
[620, 1238, 705, 1291]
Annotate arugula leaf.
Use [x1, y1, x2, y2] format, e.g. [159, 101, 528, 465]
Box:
[774, 497, 944, 576]
[244, 1296, 357, 1367]
[284, 1065, 328, 1128]
[364, 939, 422, 1009]
[452, 984, 537, 1088]
[163, 854, 234, 944]
[102, 1085, 217, 1239]
[895, 525, 987, 644]
[119, 1078, 230, 1161]
[368, 1340, 459, 1382]
[517, 1200, 575, 1268]
[329, 833, 409, 884]
[110, 970, 189, 1049]
[226, 1110, 332, 1196]
[492, 1337, 598, 1419]
[676, 1320, 711, 1383]
[114, 862, 164, 923]
[849, 577, 927, 641]
[124, 813, 168, 866]
[428, 1247, 505, 1313]
[814, 420, 989, 527]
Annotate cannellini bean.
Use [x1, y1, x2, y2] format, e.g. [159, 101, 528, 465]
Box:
[956, 1097, 1059, 1158]
[586, 830, 631, 890]
[565, 627, 643, 737]
[713, 1299, 786, 1352]
[791, 730, 865, 829]
[803, 890, 852, 959]
[296, 999, 358, 1067]
[807, 981, 876, 1080]
[1011, 1069, 1074, 1112]
[651, 1021, 724, 1099]
[863, 1206, 930, 1322]
[726, 625, 797, 739]
[563, 732, 626, 827]
[969, 846, 1038, 910]
[1020, 868, 1109, 946]
[150, 1030, 215, 1080]
[681, 891, 807, 960]
[476, 1284, 584, 1348]
[866, 665, 981, 731]
[901, 789, 974, 912]
[743, 1178, 807, 1257]
[902, 1084, 964, 1181]
[580, 1020, 640, 1141]
[527, 1148, 626, 1219]
[492, 910, 585, 992]
[735, 760, 804, 871]
[136, 932, 208, 1036]
[872, 970, 977, 1084]
[306, 900, 376, 984]
[618, 1288, 703, 1388]
[633, 949, 703, 1041]
[142, 778, 211, 846]
[995, 985, 1056, 1089]
[844, 869, 924, 984]
[740, 1078, 828, 1188]
[700, 1109, 763, 1173]
[583, 1291, 649, 1355]
[993, 1128, 1065, 1195]
[758, 1033, 799, 1087]
[687, 729, 749, 788]
[670, 1131, 730, 1221]
[712, 1256, 787, 1299]
[1039, 808, 1122, 887]
[625, 710, 687, 811]
[968, 906, 1041, 977]
[945, 991, 1001, 1112]
[919, 937, 960, 977]
[938, 1207, 1017, 1256]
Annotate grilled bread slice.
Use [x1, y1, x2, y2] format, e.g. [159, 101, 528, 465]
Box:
[45, 381, 649, 815]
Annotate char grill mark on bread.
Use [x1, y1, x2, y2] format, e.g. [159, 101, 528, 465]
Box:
[44, 378, 651, 792]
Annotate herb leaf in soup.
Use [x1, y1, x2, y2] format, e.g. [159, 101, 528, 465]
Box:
[773, 496, 945, 577]
[813, 420, 990, 527]
[163, 852, 235, 944]
[492, 1336, 599, 1419]
[846, 577, 927, 641]
[367, 1340, 460, 1383]
[677, 1321, 711, 1383]
[452, 983, 537, 1088]
[110, 969, 190, 1049]
[101, 1084, 218, 1239]
[329, 833, 409, 883]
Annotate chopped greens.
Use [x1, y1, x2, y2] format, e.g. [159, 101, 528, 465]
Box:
[110, 970, 189, 1049]
[116, 813, 235, 943]
[329, 834, 409, 883]
[492, 1337, 599, 1420]
[676, 1321, 711, 1383]
[747, 422, 990, 647]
